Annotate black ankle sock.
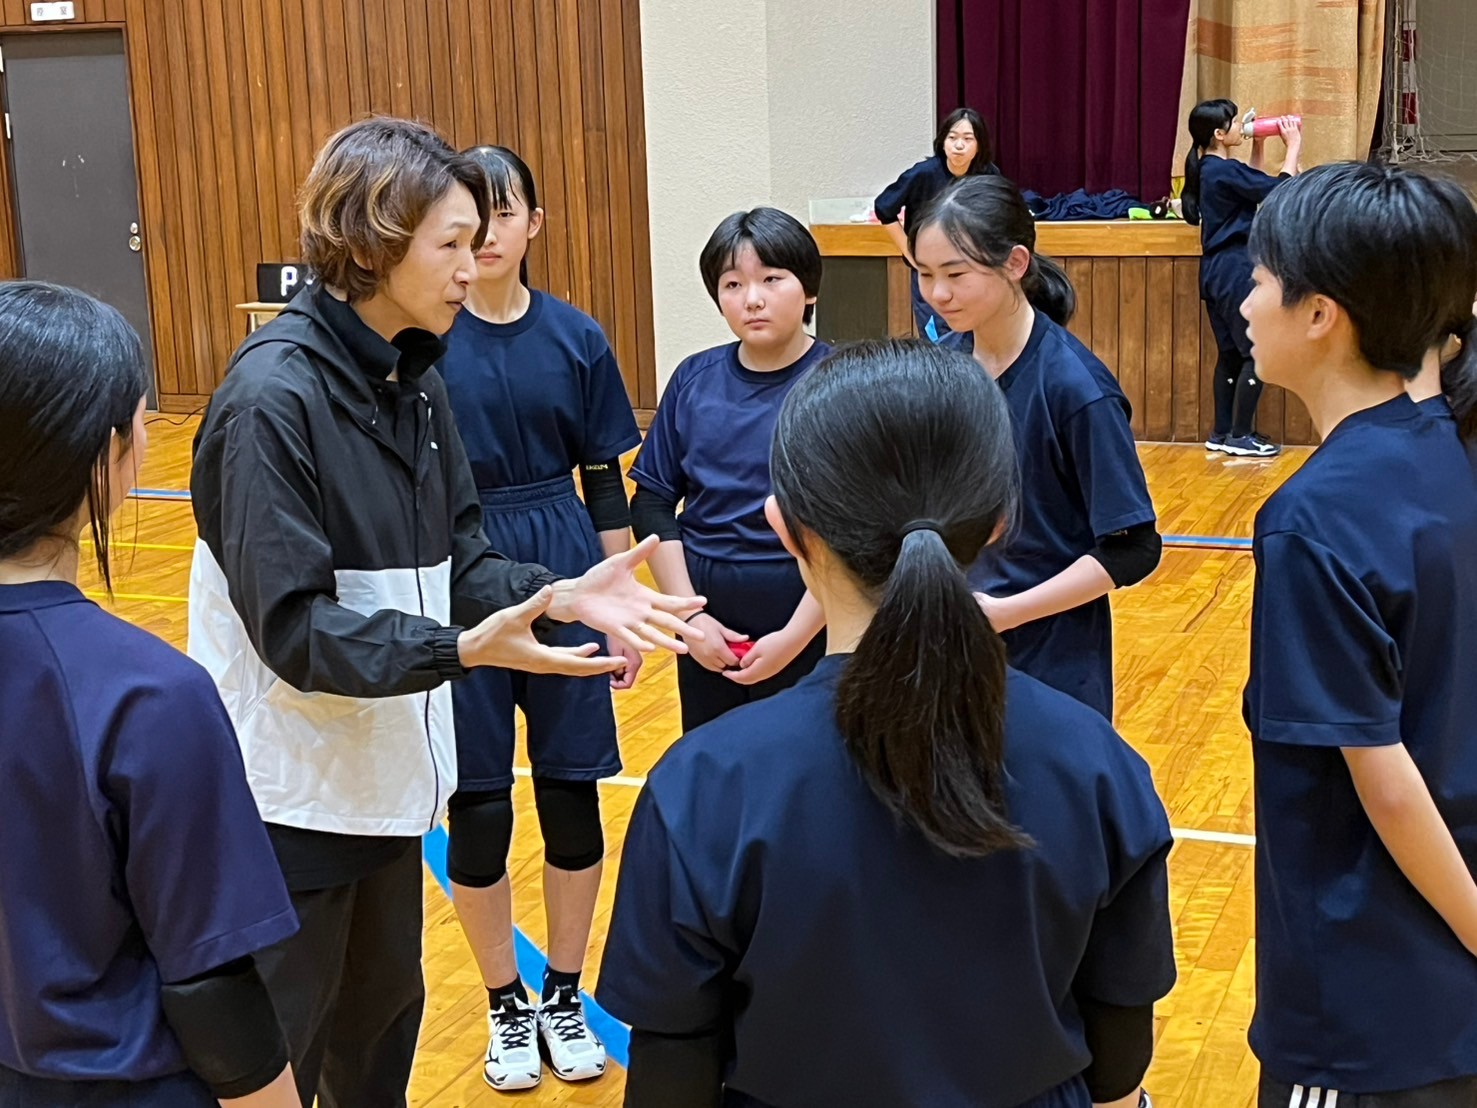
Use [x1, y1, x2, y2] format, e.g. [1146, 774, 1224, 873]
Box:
[542, 966, 580, 1002]
[489, 977, 526, 1011]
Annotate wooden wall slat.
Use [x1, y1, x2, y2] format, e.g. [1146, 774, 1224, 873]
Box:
[445, 0, 473, 148]
[404, 0, 431, 121]
[0, 1, 658, 411]
[1258, 373, 1287, 443]
[1118, 257, 1146, 438]
[619, 0, 656, 405]
[426, 0, 453, 136]
[577, 0, 614, 365]
[533, 0, 570, 301]
[1198, 306, 1218, 442]
[1143, 259, 1175, 440]
[1284, 389, 1314, 444]
[384, 2, 413, 119]
[1064, 258, 1092, 345]
[600, 0, 638, 390]
[1171, 259, 1201, 442]
[341, 0, 369, 120]
[1090, 259, 1119, 376]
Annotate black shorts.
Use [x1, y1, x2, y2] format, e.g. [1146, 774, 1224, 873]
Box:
[1260, 1074, 1477, 1107]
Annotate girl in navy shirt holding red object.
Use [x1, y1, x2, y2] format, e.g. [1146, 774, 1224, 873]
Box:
[629, 207, 829, 730]
[910, 176, 1161, 720]
[0, 282, 299, 1106]
[1241, 163, 1477, 1107]
[601, 341, 1175, 1108]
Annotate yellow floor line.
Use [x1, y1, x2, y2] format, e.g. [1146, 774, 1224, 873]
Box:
[85, 591, 189, 605]
[83, 541, 195, 553]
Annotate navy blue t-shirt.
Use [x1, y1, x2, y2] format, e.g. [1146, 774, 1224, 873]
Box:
[440, 290, 641, 488]
[628, 340, 831, 562]
[1246, 395, 1477, 1092]
[968, 311, 1156, 718]
[599, 655, 1175, 1108]
[0, 582, 298, 1083]
[1196, 156, 1286, 304]
[875, 154, 1002, 235]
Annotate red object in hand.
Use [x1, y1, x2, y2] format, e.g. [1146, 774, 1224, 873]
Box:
[729, 640, 753, 661]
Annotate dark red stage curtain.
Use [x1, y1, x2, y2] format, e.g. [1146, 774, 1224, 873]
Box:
[937, 0, 1193, 200]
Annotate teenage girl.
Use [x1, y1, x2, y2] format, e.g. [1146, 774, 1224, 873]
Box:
[910, 175, 1161, 720]
[599, 340, 1176, 1108]
[629, 207, 829, 731]
[438, 145, 642, 1092]
[875, 107, 1000, 343]
[1241, 162, 1477, 1107]
[0, 282, 299, 1106]
[1182, 97, 1302, 457]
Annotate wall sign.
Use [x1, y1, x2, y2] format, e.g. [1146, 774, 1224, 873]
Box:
[256, 263, 317, 304]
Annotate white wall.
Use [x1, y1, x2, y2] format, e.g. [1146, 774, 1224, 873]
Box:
[639, 0, 935, 388]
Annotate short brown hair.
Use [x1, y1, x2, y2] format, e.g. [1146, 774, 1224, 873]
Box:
[299, 117, 490, 302]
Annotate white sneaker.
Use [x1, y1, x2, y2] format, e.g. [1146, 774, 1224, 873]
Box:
[537, 985, 606, 1082]
[484, 996, 542, 1091]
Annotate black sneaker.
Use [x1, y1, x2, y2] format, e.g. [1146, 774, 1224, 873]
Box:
[1221, 433, 1280, 457]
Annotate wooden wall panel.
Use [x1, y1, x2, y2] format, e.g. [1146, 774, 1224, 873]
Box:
[1052, 254, 1315, 446]
[0, 0, 657, 413]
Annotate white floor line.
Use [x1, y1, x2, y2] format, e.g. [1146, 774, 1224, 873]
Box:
[510, 767, 1257, 845]
[1170, 827, 1256, 846]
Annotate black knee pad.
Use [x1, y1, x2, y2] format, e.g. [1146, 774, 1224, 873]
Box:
[446, 788, 514, 888]
[532, 778, 604, 871]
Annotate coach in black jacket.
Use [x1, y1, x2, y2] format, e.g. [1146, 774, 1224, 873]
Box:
[188, 118, 699, 1108]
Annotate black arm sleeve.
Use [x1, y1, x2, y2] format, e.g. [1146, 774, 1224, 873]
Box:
[1091, 520, 1163, 588]
[625, 1027, 727, 1108]
[159, 957, 289, 1100]
[1075, 995, 1155, 1102]
[579, 459, 631, 533]
[630, 485, 682, 544]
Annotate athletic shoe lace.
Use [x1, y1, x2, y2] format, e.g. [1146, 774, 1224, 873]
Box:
[544, 987, 591, 1043]
[494, 1005, 535, 1051]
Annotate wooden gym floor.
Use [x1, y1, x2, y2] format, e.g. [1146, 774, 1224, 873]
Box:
[92, 418, 1304, 1107]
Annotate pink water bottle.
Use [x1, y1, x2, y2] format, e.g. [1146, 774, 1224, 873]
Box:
[1242, 109, 1302, 139]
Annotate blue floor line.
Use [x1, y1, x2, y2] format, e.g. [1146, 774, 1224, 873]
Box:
[1163, 533, 1253, 549]
[129, 487, 192, 499]
[421, 825, 631, 1069]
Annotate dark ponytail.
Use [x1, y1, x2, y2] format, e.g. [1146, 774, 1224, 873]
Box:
[0, 281, 148, 592]
[1182, 98, 1238, 227]
[908, 174, 1075, 325]
[1250, 162, 1477, 442]
[462, 144, 540, 287]
[1442, 318, 1477, 441]
[770, 340, 1029, 858]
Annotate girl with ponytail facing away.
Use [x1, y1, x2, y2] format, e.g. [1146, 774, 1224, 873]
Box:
[910, 175, 1161, 720]
[1182, 97, 1301, 457]
[1240, 163, 1477, 1106]
[598, 342, 1175, 1108]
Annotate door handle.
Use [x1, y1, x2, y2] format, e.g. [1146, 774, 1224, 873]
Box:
[128, 234, 141, 252]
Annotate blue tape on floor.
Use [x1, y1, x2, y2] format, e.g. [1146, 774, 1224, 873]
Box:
[1163, 533, 1253, 549]
[421, 824, 631, 1068]
[129, 487, 192, 500]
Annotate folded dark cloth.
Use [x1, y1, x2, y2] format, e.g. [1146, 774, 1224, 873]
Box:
[1022, 188, 1143, 220]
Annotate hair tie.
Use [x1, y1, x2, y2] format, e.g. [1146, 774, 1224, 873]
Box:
[900, 519, 944, 538]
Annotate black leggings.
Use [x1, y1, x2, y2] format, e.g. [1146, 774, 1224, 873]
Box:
[1213, 346, 1265, 439]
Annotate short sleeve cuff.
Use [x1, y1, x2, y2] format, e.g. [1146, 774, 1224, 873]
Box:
[1255, 716, 1403, 749]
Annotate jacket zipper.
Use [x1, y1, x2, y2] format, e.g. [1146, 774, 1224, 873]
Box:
[412, 390, 440, 833]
